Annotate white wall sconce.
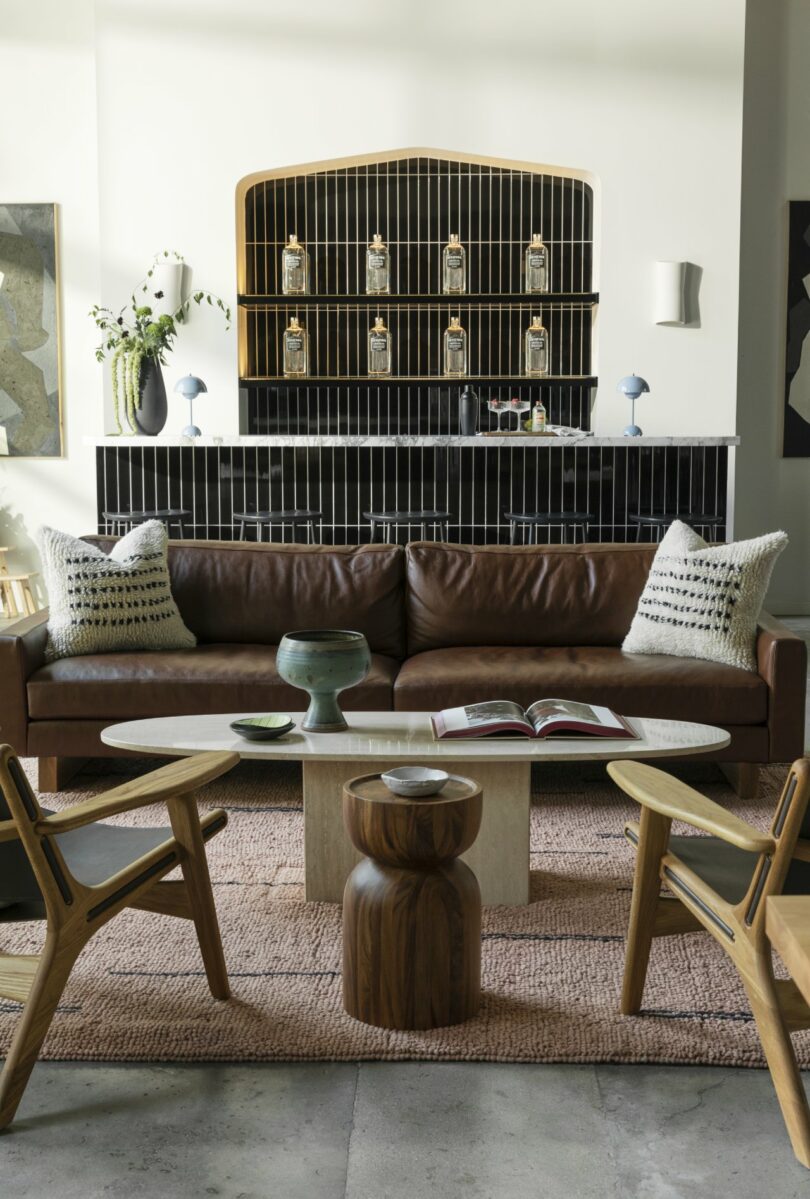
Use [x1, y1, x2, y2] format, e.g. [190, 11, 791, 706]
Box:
[653, 260, 687, 326]
[150, 260, 185, 317]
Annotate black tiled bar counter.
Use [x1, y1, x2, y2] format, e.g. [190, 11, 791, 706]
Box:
[93, 435, 736, 545]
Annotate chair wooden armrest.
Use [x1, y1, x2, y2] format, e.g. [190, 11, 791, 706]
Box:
[34, 751, 239, 835]
[607, 760, 775, 853]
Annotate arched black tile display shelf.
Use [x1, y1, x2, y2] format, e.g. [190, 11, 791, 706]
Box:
[236, 149, 598, 435]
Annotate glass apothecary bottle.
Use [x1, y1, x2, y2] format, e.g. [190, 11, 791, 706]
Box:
[442, 234, 466, 294]
[283, 316, 308, 377]
[366, 234, 390, 295]
[524, 233, 549, 294]
[524, 316, 549, 377]
[281, 234, 309, 295]
[443, 316, 467, 377]
[368, 316, 392, 376]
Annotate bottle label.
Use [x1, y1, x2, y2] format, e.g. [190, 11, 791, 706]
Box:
[529, 334, 546, 351]
[529, 251, 546, 267]
[447, 335, 465, 351]
[285, 251, 303, 268]
[285, 335, 303, 351]
[370, 335, 388, 351]
[446, 251, 464, 269]
[368, 252, 387, 268]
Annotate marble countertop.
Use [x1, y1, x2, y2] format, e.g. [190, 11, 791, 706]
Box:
[87, 433, 740, 448]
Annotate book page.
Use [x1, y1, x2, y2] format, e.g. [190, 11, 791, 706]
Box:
[526, 699, 624, 732]
[438, 700, 531, 734]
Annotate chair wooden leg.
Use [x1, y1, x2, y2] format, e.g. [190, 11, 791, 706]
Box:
[719, 762, 760, 799]
[0, 936, 80, 1129]
[621, 806, 672, 1014]
[167, 794, 230, 1000]
[742, 952, 810, 1168]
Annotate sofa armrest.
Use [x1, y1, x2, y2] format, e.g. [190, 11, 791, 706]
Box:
[0, 611, 49, 755]
[757, 610, 807, 761]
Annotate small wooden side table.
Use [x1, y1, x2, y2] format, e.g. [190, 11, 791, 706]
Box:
[342, 772, 483, 1031]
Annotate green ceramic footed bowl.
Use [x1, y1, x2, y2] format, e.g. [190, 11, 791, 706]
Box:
[276, 629, 371, 733]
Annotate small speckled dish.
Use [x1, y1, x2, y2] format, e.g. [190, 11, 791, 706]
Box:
[381, 766, 449, 798]
[229, 714, 295, 742]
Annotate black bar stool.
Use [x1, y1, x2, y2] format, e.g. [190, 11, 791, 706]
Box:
[102, 508, 190, 538]
[233, 509, 322, 544]
[504, 510, 596, 545]
[363, 510, 452, 544]
[629, 512, 725, 542]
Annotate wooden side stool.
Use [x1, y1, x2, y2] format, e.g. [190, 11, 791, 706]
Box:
[341, 771, 482, 1030]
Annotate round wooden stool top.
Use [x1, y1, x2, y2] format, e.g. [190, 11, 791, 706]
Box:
[341, 772, 483, 1031]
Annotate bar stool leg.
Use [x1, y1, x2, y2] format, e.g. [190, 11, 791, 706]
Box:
[308, 520, 315, 544]
[509, 520, 517, 546]
[441, 520, 449, 542]
[420, 522, 427, 541]
[238, 520, 246, 541]
[177, 516, 186, 540]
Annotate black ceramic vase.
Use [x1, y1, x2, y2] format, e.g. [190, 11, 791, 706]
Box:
[134, 357, 168, 435]
[459, 385, 479, 436]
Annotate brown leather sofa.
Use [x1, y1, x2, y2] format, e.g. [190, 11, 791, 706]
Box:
[0, 538, 805, 794]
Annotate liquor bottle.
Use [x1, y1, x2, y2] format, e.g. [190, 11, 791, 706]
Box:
[281, 234, 309, 295]
[524, 315, 549, 376]
[368, 316, 392, 376]
[366, 234, 390, 295]
[443, 316, 467, 377]
[283, 316, 308, 377]
[531, 398, 547, 433]
[525, 233, 549, 294]
[442, 234, 466, 294]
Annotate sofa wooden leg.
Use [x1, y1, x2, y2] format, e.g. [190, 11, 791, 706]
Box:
[37, 757, 89, 794]
[719, 762, 760, 799]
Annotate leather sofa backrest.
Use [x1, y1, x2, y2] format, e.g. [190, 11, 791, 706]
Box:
[84, 539, 407, 659]
[405, 542, 657, 653]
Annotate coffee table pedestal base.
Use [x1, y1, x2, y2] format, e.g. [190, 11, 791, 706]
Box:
[304, 759, 530, 905]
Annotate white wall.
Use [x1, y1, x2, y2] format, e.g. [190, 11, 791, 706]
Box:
[0, 0, 100, 591]
[94, 0, 746, 439]
[3, 0, 753, 581]
[735, 0, 810, 613]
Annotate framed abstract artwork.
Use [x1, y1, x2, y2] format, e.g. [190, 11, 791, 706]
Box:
[783, 199, 810, 457]
[0, 203, 63, 457]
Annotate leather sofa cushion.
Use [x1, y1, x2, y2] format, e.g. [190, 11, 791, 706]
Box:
[28, 644, 399, 720]
[393, 646, 767, 725]
[405, 543, 656, 653]
[83, 539, 406, 660]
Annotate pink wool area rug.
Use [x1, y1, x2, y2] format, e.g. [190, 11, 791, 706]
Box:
[2, 758, 806, 1068]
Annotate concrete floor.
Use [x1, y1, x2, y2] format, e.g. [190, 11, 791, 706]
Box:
[2, 618, 809, 1196]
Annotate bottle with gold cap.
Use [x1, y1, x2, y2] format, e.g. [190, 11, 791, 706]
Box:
[443, 316, 467, 377]
[366, 234, 390, 295]
[524, 315, 548, 377]
[283, 316, 308, 377]
[524, 233, 549, 294]
[281, 234, 309, 295]
[368, 316, 392, 376]
[442, 233, 466, 294]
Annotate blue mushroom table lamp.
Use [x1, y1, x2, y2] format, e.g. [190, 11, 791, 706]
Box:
[174, 374, 207, 438]
[617, 374, 650, 437]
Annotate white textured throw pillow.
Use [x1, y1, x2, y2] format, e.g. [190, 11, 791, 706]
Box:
[622, 521, 787, 672]
[39, 522, 196, 661]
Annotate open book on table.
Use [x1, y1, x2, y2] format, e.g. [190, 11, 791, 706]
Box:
[431, 699, 638, 740]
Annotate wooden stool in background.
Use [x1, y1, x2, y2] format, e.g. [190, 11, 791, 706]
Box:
[0, 549, 39, 618]
[341, 771, 482, 1031]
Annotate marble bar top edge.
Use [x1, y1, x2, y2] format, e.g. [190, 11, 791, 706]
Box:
[87, 433, 740, 448]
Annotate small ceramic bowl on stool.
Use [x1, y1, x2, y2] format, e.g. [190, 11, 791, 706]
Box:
[276, 629, 371, 733]
[381, 766, 449, 798]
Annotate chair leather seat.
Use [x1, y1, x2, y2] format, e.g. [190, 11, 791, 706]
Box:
[0, 809, 224, 916]
[393, 646, 768, 726]
[667, 835, 810, 907]
[27, 644, 400, 720]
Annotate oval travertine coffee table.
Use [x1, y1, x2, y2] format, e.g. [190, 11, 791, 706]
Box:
[102, 712, 730, 906]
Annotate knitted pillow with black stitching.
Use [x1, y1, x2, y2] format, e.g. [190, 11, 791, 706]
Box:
[39, 521, 196, 661]
[622, 521, 787, 672]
